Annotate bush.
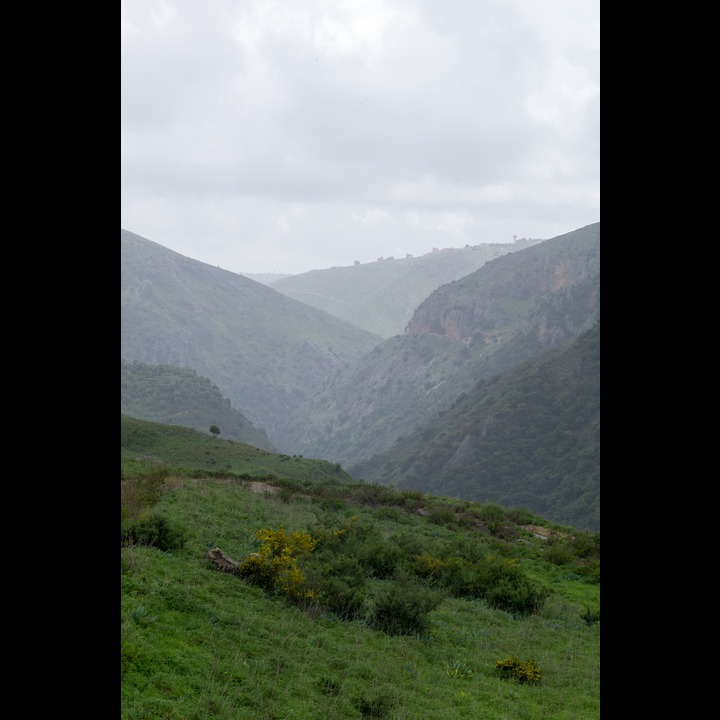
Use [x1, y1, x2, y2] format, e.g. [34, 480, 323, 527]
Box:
[121, 512, 187, 551]
[430, 554, 547, 615]
[237, 526, 318, 602]
[484, 573, 548, 615]
[495, 656, 543, 683]
[357, 539, 404, 579]
[367, 572, 443, 636]
[313, 575, 367, 620]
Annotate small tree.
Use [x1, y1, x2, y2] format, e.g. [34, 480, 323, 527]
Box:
[209, 425, 221, 437]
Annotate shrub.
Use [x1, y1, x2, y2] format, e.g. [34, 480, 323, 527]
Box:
[426, 504, 457, 526]
[311, 575, 367, 620]
[357, 539, 404, 579]
[237, 526, 318, 602]
[475, 503, 506, 524]
[545, 544, 573, 565]
[505, 507, 539, 525]
[484, 573, 548, 615]
[367, 572, 443, 636]
[495, 656, 543, 683]
[430, 553, 547, 615]
[121, 512, 187, 551]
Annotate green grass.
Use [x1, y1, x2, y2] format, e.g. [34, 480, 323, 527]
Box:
[122, 437, 599, 720]
[121, 414, 351, 485]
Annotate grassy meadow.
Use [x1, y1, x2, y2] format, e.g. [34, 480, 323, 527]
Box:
[121, 419, 599, 720]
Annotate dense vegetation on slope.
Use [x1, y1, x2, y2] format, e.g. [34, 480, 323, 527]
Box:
[276, 224, 599, 471]
[121, 360, 274, 450]
[269, 238, 543, 338]
[121, 420, 600, 719]
[350, 322, 600, 533]
[121, 229, 383, 439]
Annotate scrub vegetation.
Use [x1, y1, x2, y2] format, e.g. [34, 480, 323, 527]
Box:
[121, 421, 599, 720]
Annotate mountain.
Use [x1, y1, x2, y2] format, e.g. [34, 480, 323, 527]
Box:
[275, 223, 599, 471]
[350, 321, 600, 532]
[121, 229, 383, 440]
[269, 237, 544, 338]
[121, 360, 275, 451]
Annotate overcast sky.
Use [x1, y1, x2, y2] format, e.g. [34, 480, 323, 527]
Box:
[121, 0, 599, 276]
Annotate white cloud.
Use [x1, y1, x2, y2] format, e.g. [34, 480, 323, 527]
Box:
[121, 0, 599, 274]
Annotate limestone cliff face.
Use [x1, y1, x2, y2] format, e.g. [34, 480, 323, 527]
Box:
[405, 224, 599, 346]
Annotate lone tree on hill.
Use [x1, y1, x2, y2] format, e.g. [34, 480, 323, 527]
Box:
[209, 425, 221, 437]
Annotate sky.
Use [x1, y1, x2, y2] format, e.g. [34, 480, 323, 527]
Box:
[121, 0, 599, 276]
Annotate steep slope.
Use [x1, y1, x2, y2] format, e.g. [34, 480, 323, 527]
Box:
[350, 322, 600, 532]
[275, 223, 599, 468]
[269, 237, 543, 338]
[121, 230, 383, 441]
[121, 360, 275, 451]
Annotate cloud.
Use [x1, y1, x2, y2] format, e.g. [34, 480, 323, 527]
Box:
[121, 0, 599, 274]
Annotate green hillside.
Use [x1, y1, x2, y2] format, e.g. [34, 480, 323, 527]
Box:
[270, 238, 543, 338]
[121, 415, 352, 485]
[122, 420, 600, 719]
[121, 360, 274, 451]
[276, 224, 599, 472]
[350, 322, 600, 532]
[121, 229, 383, 440]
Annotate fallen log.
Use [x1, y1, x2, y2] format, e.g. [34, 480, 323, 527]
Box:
[206, 546, 242, 575]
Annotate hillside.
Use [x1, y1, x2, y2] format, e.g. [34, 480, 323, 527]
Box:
[350, 322, 600, 533]
[275, 224, 599, 472]
[121, 414, 353, 484]
[121, 229, 383, 439]
[122, 422, 599, 719]
[269, 237, 543, 338]
[121, 360, 275, 450]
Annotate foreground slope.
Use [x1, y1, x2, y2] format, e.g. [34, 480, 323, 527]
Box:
[269, 237, 543, 338]
[351, 322, 600, 532]
[121, 229, 383, 440]
[276, 224, 599, 469]
[122, 442, 600, 720]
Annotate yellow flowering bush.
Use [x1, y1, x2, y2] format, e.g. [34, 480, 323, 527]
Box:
[494, 656, 543, 684]
[239, 526, 318, 602]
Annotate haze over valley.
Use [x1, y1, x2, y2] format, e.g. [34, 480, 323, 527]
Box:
[121, 222, 599, 531]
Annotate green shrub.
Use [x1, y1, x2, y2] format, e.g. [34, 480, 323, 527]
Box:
[426, 504, 457, 526]
[545, 544, 573, 565]
[495, 656, 543, 683]
[484, 573, 548, 615]
[431, 554, 547, 615]
[357, 539, 404, 578]
[367, 573, 443, 636]
[571, 532, 600, 559]
[121, 512, 187, 551]
[505, 507, 539, 525]
[312, 575, 367, 619]
[475, 503, 506, 524]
